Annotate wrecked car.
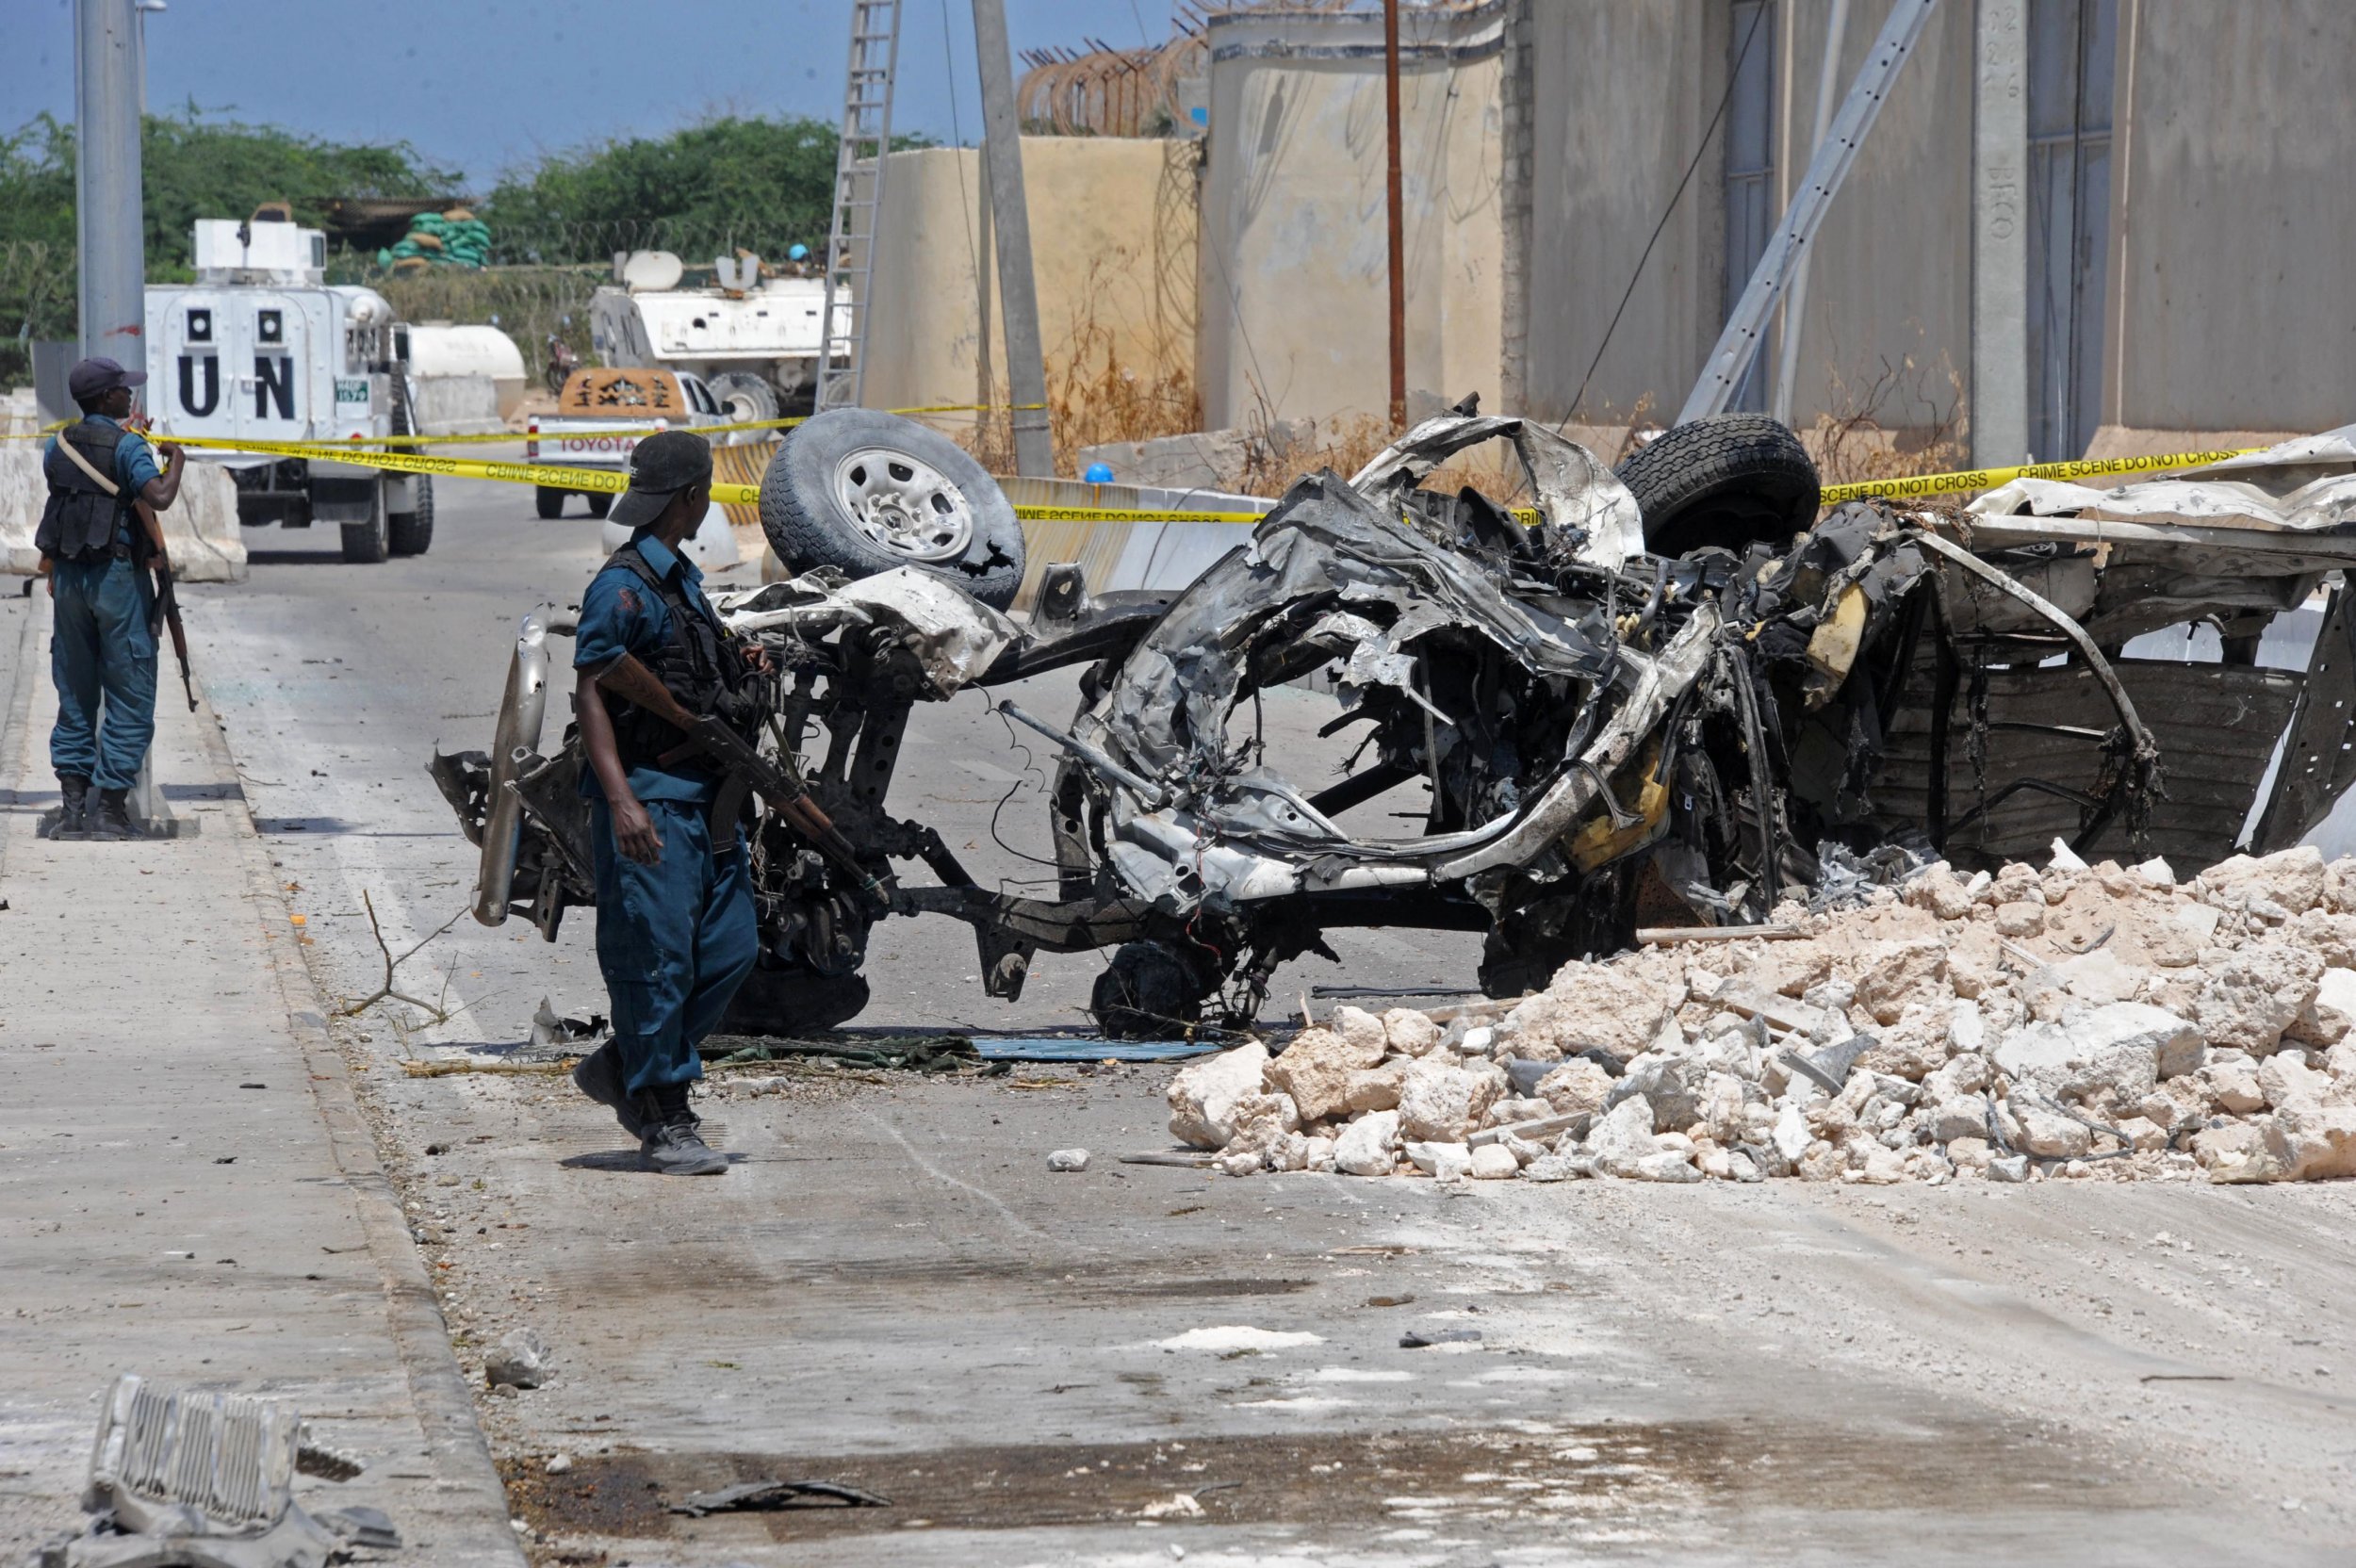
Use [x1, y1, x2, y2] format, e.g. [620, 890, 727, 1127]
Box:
[432, 407, 2356, 1037]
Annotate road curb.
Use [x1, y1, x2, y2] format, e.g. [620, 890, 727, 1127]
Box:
[187, 689, 527, 1566]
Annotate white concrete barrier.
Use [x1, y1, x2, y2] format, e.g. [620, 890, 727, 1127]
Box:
[1, 440, 249, 582]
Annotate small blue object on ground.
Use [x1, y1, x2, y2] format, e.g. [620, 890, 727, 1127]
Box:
[1084, 462, 1116, 483]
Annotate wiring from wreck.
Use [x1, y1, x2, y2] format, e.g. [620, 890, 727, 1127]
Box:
[1560, 0, 1768, 430]
[981, 693, 1068, 873]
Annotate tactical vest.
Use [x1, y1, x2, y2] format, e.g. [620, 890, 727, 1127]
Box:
[598, 541, 749, 773]
[36, 421, 138, 564]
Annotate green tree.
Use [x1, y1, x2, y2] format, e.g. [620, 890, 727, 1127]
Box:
[0, 108, 456, 384]
[481, 115, 921, 266]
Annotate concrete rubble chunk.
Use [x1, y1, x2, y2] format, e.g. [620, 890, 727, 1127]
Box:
[2196, 947, 2323, 1056]
[1046, 1148, 1091, 1172]
[1167, 1042, 1269, 1150]
[2199, 846, 2326, 916]
[1266, 1026, 1384, 1122]
[1396, 1055, 1504, 1144]
[1855, 939, 1947, 1026]
[1333, 1109, 1401, 1176]
[485, 1328, 552, 1390]
[1382, 1007, 1443, 1056]
[1534, 1056, 1615, 1117]
[1466, 1144, 1520, 1180]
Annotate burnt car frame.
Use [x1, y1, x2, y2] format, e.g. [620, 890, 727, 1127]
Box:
[433, 410, 2356, 1037]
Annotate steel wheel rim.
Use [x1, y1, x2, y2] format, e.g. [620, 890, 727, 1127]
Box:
[831, 447, 974, 562]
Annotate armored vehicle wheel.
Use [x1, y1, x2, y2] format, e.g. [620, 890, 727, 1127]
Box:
[388, 475, 434, 557]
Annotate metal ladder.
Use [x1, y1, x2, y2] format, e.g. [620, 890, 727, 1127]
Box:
[815, 0, 904, 411]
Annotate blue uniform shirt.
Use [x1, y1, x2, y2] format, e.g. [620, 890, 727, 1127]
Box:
[45, 415, 161, 548]
[574, 534, 723, 805]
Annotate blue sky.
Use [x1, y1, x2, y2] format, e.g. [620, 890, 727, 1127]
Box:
[4, 0, 1170, 187]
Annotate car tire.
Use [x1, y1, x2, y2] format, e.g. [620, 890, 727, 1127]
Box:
[760, 408, 1026, 610]
[718, 964, 871, 1035]
[708, 370, 780, 432]
[388, 475, 434, 556]
[534, 485, 565, 520]
[340, 485, 390, 564]
[585, 490, 613, 519]
[1612, 413, 1820, 558]
[1089, 940, 1219, 1040]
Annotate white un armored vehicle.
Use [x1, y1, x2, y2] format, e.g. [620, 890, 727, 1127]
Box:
[145, 218, 434, 563]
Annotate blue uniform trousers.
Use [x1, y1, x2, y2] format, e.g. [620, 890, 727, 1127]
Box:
[50, 557, 156, 792]
[589, 794, 761, 1095]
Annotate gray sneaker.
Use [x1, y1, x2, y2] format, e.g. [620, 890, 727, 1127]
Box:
[569, 1040, 646, 1138]
[641, 1114, 728, 1176]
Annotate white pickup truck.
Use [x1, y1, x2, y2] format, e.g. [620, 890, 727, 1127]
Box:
[526, 366, 727, 518]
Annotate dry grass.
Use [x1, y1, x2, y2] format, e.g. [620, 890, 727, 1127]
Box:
[1802, 348, 1968, 488]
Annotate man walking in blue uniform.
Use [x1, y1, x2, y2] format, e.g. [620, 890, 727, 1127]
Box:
[37, 357, 185, 841]
[564, 431, 764, 1175]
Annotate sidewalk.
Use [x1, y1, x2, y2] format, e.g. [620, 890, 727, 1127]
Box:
[0, 590, 520, 1565]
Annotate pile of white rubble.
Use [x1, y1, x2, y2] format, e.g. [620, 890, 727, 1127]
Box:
[1166, 845, 2356, 1185]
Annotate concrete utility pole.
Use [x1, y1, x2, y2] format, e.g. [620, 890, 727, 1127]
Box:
[1971, 0, 2029, 465]
[972, 0, 1054, 478]
[1383, 0, 1407, 431]
[75, 0, 147, 375]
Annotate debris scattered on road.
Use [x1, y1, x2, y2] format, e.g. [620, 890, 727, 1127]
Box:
[1170, 845, 2356, 1185]
[527, 996, 610, 1054]
[1399, 1328, 1483, 1348]
[1046, 1148, 1092, 1171]
[1154, 1326, 1325, 1352]
[37, 1374, 391, 1568]
[483, 1327, 552, 1390]
[669, 1478, 891, 1515]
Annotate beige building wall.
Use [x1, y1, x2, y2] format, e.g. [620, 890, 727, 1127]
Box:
[1196, 6, 1505, 431]
[1521, 0, 1972, 437]
[859, 139, 1197, 433]
[2102, 0, 2356, 438]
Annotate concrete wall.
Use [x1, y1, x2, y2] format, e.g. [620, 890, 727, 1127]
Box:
[860, 139, 1197, 427]
[1520, 0, 1973, 436]
[1195, 5, 1505, 431]
[2102, 0, 2356, 436]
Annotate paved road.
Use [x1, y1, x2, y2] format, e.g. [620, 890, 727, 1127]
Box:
[159, 480, 2356, 1563]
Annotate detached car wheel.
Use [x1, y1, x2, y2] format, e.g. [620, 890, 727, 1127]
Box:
[1613, 413, 1820, 558]
[761, 408, 1026, 610]
[388, 475, 434, 557]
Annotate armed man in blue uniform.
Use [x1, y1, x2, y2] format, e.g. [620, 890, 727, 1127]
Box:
[564, 431, 767, 1175]
[37, 357, 185, 841]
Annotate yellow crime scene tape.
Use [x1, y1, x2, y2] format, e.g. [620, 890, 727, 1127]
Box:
[143, 429, 1201, 521]
[1816, 447, 2262, 505]
[40, 419, 2281, 532]
[0, 401, 1041, 446]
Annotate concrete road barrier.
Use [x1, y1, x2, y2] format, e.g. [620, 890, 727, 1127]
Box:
[0, 440, 249, 582]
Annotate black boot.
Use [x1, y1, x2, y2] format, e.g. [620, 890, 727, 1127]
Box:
[570, 1039, 647, 1138]
[88, 788, 136, 841]
[55, 776, 90, 840]
[637, 1085, 726, 1176]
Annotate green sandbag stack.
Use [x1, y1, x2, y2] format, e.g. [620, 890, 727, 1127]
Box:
[378, 207, 492, 272]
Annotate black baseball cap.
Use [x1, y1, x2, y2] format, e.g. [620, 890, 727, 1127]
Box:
[68, 356, 147, 404]
[610, 429, 714, 531]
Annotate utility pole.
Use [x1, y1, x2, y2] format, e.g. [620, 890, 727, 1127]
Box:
[1971, 0, 2028, 465]
[973, 0, 1055, 477]
[1383, 0, 1407, 431]
[75, 0, 147, 374]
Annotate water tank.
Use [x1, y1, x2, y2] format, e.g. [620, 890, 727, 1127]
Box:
[406, 324, 529, 419]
